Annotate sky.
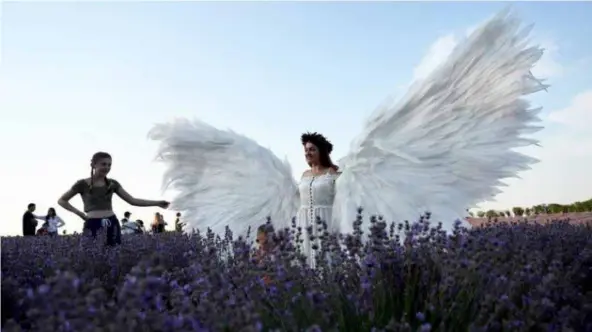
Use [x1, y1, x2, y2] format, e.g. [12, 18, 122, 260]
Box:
[1, 2, 591, 236]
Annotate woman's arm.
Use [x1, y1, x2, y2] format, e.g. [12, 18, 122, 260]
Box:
[58, 187, 86, 219]
[115, 185, 168, 208]
[56, 216, 66, 228]
[33, 214, 47, 220]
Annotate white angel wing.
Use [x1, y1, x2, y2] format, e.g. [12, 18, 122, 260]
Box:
[149, 119, 300, 237]
[334, 10, 546, 234]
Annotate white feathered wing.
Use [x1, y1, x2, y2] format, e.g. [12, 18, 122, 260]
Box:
[149, 119, 299, 237]
[334, 10, 546, 234]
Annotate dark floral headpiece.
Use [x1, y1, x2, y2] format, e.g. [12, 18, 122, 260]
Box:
[301, 132, 333, 154]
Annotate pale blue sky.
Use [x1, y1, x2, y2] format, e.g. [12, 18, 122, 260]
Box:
[1, 2, 591, 235]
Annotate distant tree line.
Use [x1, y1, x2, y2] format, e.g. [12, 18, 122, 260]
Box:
[171, 199, 592, 225]
[469, 198, 592, 218]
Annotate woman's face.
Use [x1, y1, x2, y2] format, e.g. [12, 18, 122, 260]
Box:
[93, 157, 112, 177]
[304, 142, 320, 165]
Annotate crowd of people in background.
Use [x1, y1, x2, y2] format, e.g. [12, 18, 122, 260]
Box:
[21, 202, 183, 237]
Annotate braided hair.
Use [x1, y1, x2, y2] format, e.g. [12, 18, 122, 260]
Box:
[90, 152, 113, 196]
[301, 132, 339, 171]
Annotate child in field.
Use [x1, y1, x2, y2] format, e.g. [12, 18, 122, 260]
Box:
[255, 223, 275, 285]
[36, 225, 49, 236]
[58, 151, 169, 246]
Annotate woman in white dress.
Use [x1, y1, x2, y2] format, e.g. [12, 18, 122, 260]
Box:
[149, 11, 548, 266]
[298, 133, 340, 266]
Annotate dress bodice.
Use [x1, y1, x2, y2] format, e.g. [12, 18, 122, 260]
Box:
[298, 173, 338, 208]
[297, 172, 339, 268]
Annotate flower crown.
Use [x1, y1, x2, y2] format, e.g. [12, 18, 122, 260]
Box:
[301, 132, 333, 154]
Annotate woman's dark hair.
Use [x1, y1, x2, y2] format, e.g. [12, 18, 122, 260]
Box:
[301, 132, 339, 171]
[90, 152, 113, 195]
[46, 208, 56, 220]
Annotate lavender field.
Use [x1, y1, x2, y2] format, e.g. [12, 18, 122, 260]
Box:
[2, 214, 591, 332]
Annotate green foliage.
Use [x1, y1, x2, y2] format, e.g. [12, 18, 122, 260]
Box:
[473, 198, 592, 219]
[512, 207, 524, 217]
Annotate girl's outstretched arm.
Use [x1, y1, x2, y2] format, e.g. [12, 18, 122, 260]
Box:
[115, 185, 169, 208]
[58, 187, 86, 220]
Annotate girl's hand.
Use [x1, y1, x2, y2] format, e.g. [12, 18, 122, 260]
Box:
[157, 201, 170, 209]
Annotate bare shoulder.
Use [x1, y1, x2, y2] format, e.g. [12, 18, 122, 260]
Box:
[327, 168, 341, 175]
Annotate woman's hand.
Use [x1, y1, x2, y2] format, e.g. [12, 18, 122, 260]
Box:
[157, 201, 170, 209]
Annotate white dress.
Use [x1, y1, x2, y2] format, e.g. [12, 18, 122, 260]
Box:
[297, 172, 338, 267]
[150, 11, 547, 268]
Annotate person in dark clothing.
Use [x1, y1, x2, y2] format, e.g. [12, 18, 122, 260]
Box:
[22, 203, 41, 236]
[136, 220, 146, 233]
[151, 212, 166, 233]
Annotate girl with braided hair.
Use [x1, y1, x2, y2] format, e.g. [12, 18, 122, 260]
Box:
[58, 151, 169, 245]
[149, 11, 548, 266]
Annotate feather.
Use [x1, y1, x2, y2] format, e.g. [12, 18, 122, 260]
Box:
[334, 10, 546, 234]
[148, 118, 300, 237]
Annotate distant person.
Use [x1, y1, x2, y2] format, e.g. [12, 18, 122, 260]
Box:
[44, 207, 65, 236]
[121, 211, 137, 235]
[174, 212, 184, 232]
[57, 151, 169, 246]
[121, 218, 145, 235]
[136, 220, 146, 233]
[22, 203, 43, 236]
[152, 212, 166, 233]
[121, 211, 132, 224]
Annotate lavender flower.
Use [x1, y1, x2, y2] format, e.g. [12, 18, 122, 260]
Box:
[1, 214, 589, 331]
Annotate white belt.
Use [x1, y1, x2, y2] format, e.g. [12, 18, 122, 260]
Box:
[101, 218, 112, 227]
